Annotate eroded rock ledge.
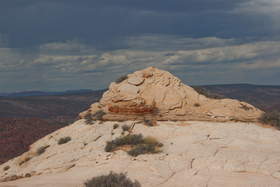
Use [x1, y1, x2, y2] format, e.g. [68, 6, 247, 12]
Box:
[80, 67, 263, 122]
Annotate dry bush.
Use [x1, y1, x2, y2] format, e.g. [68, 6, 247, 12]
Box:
[3, 165, 10, 171]
[105, 134, 143, 152]
[92, 110, 106, 121]
[36, 145, 50, 155]
[113, 124, 119, 129]
[259, 111, 280, 129]
[85, 112, 95, 125]
[128, 144, 160, 157]
[105, 134, 163, 157]
[84, 172, 141, 187]
[122, 125, 130, 132]
[19, 157, 31, 166]
[143, 119, 154, 126]
[58, 136, 71, 145]
[239, 103, 253, 111]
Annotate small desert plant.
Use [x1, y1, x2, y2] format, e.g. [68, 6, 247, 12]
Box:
[194, 103, 200, 107]
[92, 110, 106, 121]
[84, 171, 141, 187]
[128, 144, 160, 157]
[36, 145, 50, 155]
[122, 125, 130, 132]
[115, 75, 128, 84]
[19, 157, 31, 166]
[239, 103, 252, 111]
[3, 165, 10, 171]
[259, 111, 280, 129]
[143, 119, 155, 126]
[105, 134, 143, 152]
[85, 112, 95, 125]
[58, 136, 71, 145]
[113, 124, 119, 129]
[105, 134, 163, 156]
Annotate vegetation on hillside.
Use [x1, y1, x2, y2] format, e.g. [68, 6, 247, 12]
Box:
[85, 172, 141, 187]
[105, 134, 163, 157]
[259, 111, 280, 129]
[58, 137, 71, 145]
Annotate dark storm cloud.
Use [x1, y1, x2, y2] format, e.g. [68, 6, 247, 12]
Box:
[0, 0, 277, 48]
[0, 0, 280, 92]
[0, 0, 245, 12]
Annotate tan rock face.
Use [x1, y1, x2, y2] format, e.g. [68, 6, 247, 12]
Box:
[80, 67, 263, 122]
[127, 76, 144, 86]
[1, 120, 280, 187]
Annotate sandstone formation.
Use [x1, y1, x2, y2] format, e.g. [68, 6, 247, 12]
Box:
[80, 67, 263, 122]
[1, 67, 273, 187]
[1, 120, 280, 187]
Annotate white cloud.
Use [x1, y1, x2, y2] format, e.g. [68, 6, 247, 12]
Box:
[234, 0, 280, 29]
[16, 36, 280, 75]
[161, 41, 280, 65]
[238, 0, 280, 14]
[124, 35, 237, 51]
[39, 40, 98, 55]
[1, 35, 280, 91]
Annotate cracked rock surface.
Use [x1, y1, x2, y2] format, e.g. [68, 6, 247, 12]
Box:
[1, 120, 280, 187]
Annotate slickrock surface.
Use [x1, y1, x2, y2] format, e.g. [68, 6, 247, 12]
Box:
[80, 67, 263, 122]
[1, 120, 280, 187]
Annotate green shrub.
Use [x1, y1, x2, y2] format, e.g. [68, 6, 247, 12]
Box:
[105, 134, 143, 152]
[239, 103, 252, 111]
[259, 111, 280, 129]
[122, 125, 130, 132]
[115, 75, 128, 84]
[92, 110, 106, 121]
[113, 124, 119, 129]
[105, 134, 163, 157]
[36, 145, 50, 155]
[19, 157, 31, 166]
[3, 165, 10, 171]
[128, 144, 159, 157]
[84, 172, 141, 187]
[143, 119, 154, 126]
[85, 112, 95, 125]
[58, 136, 71, 145]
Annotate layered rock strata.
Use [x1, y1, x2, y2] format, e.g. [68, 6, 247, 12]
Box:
[80, 67, 263, 122]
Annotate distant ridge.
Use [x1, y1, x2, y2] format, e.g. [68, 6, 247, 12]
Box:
[2, 84, 279, 98]
[0, 89, 95, 98]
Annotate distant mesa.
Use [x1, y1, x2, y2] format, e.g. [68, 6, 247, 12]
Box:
[80, 67, 263, 122]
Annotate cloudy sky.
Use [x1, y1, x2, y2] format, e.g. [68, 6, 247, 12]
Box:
[0, 0, 280, 92]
